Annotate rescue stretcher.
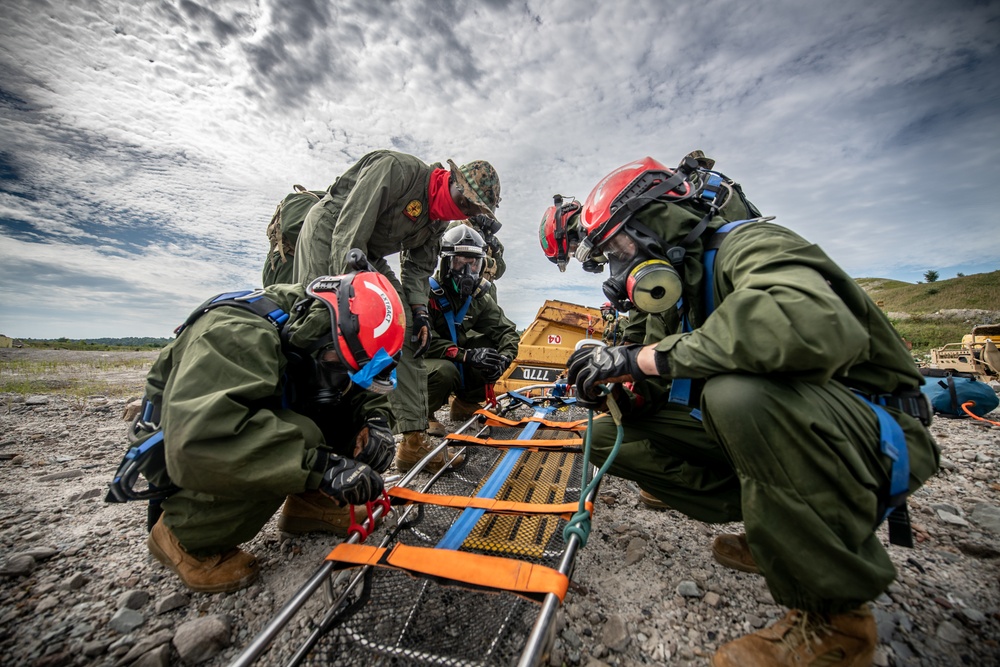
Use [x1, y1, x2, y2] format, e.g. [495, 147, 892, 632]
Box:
[231, 384, 602, 667]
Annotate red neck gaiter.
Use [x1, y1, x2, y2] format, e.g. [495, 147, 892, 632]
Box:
[427, 168, 466, 221]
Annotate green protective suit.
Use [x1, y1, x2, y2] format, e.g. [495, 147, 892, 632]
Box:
[142, 283, 392, 556]
[424, 276, 519, 415]
[588, 201, 939, 614]
[293, 150, 450, 434]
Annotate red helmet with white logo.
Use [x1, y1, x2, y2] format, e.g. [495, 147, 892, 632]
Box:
[577, 157, 692, 259]
[305, 271, 406, 377]
[538, 197, 582, 271]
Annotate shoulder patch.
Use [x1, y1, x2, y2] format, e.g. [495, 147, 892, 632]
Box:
[404, 199, 422, 221]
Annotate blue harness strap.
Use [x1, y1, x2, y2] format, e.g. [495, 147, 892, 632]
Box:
[430, 277, 473, 388]
[853, 392, 913, 547]
[667, 219, 755, 414]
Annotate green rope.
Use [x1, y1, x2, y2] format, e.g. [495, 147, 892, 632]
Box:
[562, 392, 624, 547]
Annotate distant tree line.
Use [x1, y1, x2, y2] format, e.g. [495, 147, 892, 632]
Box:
[21, 337, 172, 350]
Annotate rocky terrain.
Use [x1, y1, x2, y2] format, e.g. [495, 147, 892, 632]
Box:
[1, 348, 999, 667]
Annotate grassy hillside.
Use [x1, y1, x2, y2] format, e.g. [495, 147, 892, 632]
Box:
[856, 270, 1000, 355]
[856, 270, 1000, 313]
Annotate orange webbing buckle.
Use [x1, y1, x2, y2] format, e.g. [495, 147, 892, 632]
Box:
[326, 543, 569, 603]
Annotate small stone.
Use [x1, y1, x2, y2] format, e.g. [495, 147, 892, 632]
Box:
[35, 596, 59, 613]
[958, 607, 986, 625]
[108, 608, 145, 634]
[676, 581, 702, 598]
[118, 589, 150, 610]
[82, 640, 111, 657]
[936, 509, 970, 527]
[155, 591, 189, 615]
[172, 614, 231, 664]
[131, 643, 171, 667]
[25, 395, 51, 406]
[872, 645, 890, 667]
[746, 614, 765, 629]
[37, 469, 84, 482]
[67, 488, 103, 502]
[935, 620, 963, 644]
[624, 537, 646, 565]
[969, 503, 1000, 533]
[0, 554, 36, 576]
[703, 591, 721, 608]
[601, 614, 630, 652]
[116, 629, 173, 665]
[62, 572, 88, 591]
[21, 546, 59, 561]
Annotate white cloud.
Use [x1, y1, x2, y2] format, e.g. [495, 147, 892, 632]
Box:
[1, 0, 998, 339]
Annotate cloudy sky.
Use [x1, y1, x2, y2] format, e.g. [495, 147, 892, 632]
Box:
[1, 0, 998, 339]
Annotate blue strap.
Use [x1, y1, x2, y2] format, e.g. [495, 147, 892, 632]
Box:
[348, 347, 397, 390]
[429, 277, 472, 387]
[854, 393, 910, 520]
[435, 403, 558, 550]
[669, 220, 755, 411]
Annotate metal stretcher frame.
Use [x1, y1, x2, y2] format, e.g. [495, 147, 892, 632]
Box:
[230, 384, 595, 667]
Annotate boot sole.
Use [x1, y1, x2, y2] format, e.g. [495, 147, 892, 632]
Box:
[147, 531, 258, 594]
[711, 549, 760, 575]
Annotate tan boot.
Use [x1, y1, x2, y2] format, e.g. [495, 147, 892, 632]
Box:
[638, 489, 670, 510]
[449, 396, 482, 422]
[712, 606, 876, 667]
[427, 418, 447, 437]
[277, 491, 375, 536]
[395, 431, 465, 473]
[712, 533, 760, 574]
[147, 516, 258, 593]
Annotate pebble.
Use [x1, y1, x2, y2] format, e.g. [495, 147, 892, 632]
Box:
[37, 469, 85, 481]
[155, 591, 189, 615]
[0, 553, 36, 576]
[624, 537, 646, 565]
[601, 614, 629, 652]
[173, 615, 231, 664]
[118, 589, 150, 610]
[108, 608, 145, 634]
[676, 580, 702, 598]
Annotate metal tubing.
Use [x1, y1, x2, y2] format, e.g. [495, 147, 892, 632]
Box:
[229, 561, 337, 667]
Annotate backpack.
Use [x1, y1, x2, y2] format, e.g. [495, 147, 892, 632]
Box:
[919, 369, 1000, 418]
[262, 185, 326, 286]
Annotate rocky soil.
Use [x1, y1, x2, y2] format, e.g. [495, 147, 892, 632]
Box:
[1, 349, 999, 667]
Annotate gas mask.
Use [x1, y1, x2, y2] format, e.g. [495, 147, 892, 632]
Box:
[599, 227, 683, 314]
[446, 255, 484, 298]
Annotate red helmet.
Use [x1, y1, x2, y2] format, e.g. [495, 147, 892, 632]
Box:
[538, 197, 583, 271]
[577, 157, 692, 259]
[305, 271, 406, 380]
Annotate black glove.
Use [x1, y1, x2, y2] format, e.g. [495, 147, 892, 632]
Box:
[566, 345, 648, 410]
[410, 304, 432, 358]
[485, 235, 502, 256]
[466, 347, 506, 381]
[581, 258, 605, 274]
[319, 456, 384, 506]
[355, 417, 395, 473]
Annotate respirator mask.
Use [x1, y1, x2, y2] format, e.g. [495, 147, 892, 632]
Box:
[447, 255, 484, 298]
[599, 226, 683, 314]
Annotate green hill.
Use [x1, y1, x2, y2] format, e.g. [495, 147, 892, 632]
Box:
[856, 270, 1000, 313]
[856, 270, 1000, 354]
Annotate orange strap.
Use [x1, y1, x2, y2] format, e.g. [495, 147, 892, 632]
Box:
[445, 432, 582, 450]
[388, 487, 592, 519]
[325, 543, 569, 603]
[476, 410, 587, 431]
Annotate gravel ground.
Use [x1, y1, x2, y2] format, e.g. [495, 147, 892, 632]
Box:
[1, 349, 999, 667]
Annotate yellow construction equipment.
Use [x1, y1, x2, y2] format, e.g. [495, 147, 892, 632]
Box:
[496, 300, 607, 393]
[929, 323, 1000, 382]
